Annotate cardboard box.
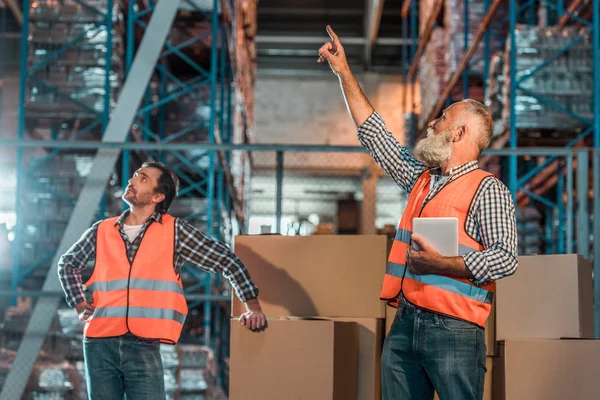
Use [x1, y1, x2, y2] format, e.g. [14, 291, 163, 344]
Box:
[493, 340, 600, 400]
[434, 357, 493, 400]
[384, 301, 496, 356]
[325, 318, 383, 400]
[232, 235, 388, 318]
[229, 319, 359, 400]
[496, 254, 594, 340]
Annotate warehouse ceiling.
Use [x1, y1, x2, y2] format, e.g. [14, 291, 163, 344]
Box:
[256, 0, 410, 75]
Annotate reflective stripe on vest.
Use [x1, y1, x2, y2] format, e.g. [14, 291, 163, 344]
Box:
[84, 214, 188, 344]
[93, 306, 187, 325]
[87, 278, 184, 295]
[379, 168, 495, 327]
[384, 238, 494, 304]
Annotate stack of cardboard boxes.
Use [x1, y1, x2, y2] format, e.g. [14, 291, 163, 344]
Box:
[492, 254, 600, 399]
[229, 236, 599, 400]
[229, 235, 389, 400]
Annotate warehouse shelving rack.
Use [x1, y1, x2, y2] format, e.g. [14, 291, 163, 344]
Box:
[400, 0, 599, 261]
[1, 0, 254, 398]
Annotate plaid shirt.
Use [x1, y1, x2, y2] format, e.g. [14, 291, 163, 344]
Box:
[358, 112, 518, 285]
[57, 210, 259, 308]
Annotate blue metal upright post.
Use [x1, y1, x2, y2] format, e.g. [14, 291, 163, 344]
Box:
[557, 168, 565, 254]
[103, 0, 114, 134]
[463, 0, 470, 98]
[0, 7, 5, 138]
[592, 0, 600, 338]
[11, 0, 30, 304]
[483, 0, 491, 95]
[203, 0, 221, 348]
[508, 0, 518, 202]
[576, 149, 589, 259]
[275, 151, 284, 233]
[123, 0, 136, 211]
[566, 152, 574, 254]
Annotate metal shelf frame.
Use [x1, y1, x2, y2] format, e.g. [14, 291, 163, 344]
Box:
[400, 0, 599, 257]
[2, 0, 245, 397]
[11, 0, 118, 304]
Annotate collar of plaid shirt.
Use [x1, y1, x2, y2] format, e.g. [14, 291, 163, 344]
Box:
[429, 160, 480, 178]
[114, 209, 163, 228]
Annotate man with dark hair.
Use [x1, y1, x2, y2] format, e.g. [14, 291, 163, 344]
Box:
[58, 161, 265, 400]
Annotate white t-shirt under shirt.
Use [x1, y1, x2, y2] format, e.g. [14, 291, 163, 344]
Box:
[122, 224, 144, 243]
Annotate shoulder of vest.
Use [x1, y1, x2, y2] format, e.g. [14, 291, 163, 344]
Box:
[101, 216, 120, 225]
[415, 169, 432, 182]
[162, 214, 176, 223]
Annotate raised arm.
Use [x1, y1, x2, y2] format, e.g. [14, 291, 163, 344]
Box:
[318, 25, 427, 193]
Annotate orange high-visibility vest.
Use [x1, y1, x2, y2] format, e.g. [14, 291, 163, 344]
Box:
[381, 169, 495, 328]
[84, 214, 188, 344]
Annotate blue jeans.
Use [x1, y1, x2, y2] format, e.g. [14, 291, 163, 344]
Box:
[83, 333, 165, 400]
[381, 299, 487, 400]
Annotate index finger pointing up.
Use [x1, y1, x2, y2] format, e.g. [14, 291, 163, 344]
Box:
[326, 25, 340, 44]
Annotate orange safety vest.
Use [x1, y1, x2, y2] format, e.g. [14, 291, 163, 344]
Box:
[84, 214, 188, 344]
[381, 168, 495, 328]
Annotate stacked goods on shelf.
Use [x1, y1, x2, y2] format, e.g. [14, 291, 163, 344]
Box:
[418, 28, 445, 129]
[161, 345, 179, 400]
[0, 349, 84, 400]
[443, 0, 508, 80]
[26, 0, 124, 122]
[177, 344, 228, 400]
[19, 0, 124, 290]
[484, 51, 506, 137]
[444, 0, 488, 79]
[1, 313, 227, 399]
[501, 25, 593, 130]
[516, 206, 543, 255]
[163, 81, 213, 143]
[19, 155, 121, 290]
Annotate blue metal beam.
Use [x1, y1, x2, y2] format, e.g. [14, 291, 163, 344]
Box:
[576, 149, 589, 259]
[592, 0, 600, 338]
[0, 140, 582, 155]
[508, 0, 518, 203]
[275, 151, 284, 233]
[566, 152, 574, 254]
[11, 0, 30, 305]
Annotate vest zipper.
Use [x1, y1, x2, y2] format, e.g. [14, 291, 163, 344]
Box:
[123, 236, 134, 335]
[123, 230, 144, 335]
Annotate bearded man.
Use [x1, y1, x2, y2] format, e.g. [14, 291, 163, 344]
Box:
[318, 26, 518, 400]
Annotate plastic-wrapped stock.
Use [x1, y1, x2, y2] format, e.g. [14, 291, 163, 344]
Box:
[501, 25, 593, 130]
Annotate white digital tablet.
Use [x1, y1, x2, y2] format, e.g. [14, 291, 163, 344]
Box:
[412, 217, 459, 257]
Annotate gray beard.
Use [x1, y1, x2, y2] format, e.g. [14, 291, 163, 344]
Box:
[413, 127, 453, 168]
